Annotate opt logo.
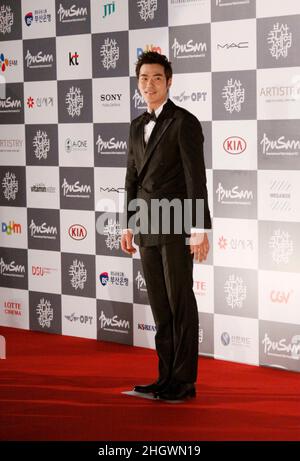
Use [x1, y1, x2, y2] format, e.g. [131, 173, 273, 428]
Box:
[221, 332, 231, 346]
[223, 136, 246, 155]
[68, 224, 87, 240]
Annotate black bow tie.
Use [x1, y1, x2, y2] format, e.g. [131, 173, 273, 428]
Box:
[143, 110, 157, 124]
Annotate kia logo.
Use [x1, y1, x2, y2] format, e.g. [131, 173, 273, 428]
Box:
[223, 136, 246, 155]
[68, 224, 87, 240]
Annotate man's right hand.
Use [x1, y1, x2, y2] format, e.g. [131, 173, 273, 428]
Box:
[121, 230, 137, 255]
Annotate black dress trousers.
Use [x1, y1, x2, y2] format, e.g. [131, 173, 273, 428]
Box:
[139, 237, 199, 385]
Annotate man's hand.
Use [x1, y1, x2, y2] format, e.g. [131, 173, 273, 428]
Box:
[190, 232, 210, 263]
[121, 230, 137, 255]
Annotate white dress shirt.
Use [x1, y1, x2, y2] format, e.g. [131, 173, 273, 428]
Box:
[123, 100, 211, 240]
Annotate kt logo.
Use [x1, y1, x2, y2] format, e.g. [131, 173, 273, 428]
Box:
[69, 52, 79, 66]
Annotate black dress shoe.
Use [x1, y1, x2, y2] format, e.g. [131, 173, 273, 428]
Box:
[155, 382, 196, 401]
[133, 381, 169, 394]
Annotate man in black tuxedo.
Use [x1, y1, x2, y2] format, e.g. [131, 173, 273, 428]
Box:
[121, 52, 211, 401]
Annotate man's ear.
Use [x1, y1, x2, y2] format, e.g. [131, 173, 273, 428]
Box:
[167, 78, 172, 89]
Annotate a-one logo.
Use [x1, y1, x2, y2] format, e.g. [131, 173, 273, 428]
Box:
[65, 137, 87, 153]
[221, 332, 231, 346]
[223, 136, 246, 155]
[222, 78, 245, 113]
[68, 224, 87, 241]
[100, 271, 109, 286]
[25, 12, 33, 26]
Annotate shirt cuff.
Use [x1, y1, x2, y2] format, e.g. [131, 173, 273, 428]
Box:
[190, 228, 212, 233]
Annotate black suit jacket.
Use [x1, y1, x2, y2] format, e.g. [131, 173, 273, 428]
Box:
[124, 98, 212, 246]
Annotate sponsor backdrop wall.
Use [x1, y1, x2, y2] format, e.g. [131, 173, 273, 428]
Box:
[1, 0, 300, 372]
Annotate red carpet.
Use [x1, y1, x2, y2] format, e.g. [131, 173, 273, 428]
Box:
[0, 326, 300, 441]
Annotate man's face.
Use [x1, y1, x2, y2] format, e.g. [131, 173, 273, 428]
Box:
[138, 63, 172, 109]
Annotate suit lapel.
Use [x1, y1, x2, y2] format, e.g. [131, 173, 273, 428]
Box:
[138, 99, 176, 178]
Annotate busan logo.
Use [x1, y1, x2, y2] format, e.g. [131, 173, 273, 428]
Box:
[100, 272, 109, 286]
[68, 224, 87, 241]
[221, 332, 230, 346]
[223, 136, 246, 155]
[25, 12, 33, 26]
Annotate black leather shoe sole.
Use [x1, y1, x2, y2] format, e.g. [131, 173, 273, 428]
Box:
[155, 386, 196, 401]
[133, 383, 168, 394]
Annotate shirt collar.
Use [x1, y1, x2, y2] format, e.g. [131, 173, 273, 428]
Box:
[147, 98, 168, 118]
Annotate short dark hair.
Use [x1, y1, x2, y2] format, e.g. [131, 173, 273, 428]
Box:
[135, 51, 172, 81]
